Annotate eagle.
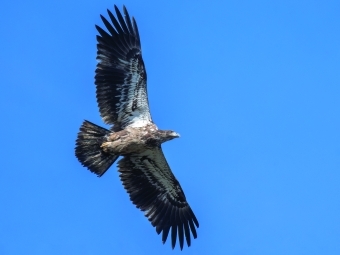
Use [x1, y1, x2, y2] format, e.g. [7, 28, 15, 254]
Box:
[75, 5, 199, 250]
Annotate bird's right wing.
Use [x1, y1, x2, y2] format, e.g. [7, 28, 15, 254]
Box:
[95, 6, 152, 129]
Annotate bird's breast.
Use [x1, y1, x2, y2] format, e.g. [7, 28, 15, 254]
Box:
[102, 128, 157, 154]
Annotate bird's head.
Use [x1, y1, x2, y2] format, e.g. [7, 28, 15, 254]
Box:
[167, 130, 180, 139]
[162, 130, 180, 142]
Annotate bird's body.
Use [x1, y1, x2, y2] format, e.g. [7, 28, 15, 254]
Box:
[101, 124, 179, 155]
[75, 5, 198, 250]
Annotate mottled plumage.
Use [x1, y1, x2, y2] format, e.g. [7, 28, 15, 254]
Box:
[75, 5, 198, 250]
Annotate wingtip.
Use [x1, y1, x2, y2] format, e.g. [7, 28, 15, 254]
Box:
[122, 5, 131, 21]
[114, 5, 120, 15]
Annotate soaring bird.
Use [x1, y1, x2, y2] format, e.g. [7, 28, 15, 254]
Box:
[75, 5, 199, 250]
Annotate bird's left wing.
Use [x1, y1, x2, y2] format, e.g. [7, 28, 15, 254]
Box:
[95, 6, 152, 129]
[118, 147, 199, 250]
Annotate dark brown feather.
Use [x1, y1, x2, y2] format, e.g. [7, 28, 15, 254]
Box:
[118, 148, 199, 249]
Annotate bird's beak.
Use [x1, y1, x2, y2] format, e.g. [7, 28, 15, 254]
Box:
[172, 132, 180, 138]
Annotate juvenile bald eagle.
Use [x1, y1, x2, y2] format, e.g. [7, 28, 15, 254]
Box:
[75, 5, 199, 250]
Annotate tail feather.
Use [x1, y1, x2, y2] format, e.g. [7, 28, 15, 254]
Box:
[75, 120, 119, 176]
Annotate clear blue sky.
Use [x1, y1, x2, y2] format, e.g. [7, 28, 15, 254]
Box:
[1, 0, 339, 254]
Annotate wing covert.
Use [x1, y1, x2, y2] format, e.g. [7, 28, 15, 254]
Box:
[95, 5, 152, 129]
[118, 148, 199, 250]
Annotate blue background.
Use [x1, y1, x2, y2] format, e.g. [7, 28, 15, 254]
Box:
[1, 0, 339, 254]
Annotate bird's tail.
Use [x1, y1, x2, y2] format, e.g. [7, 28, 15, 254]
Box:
[75, 120, 119, 177]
